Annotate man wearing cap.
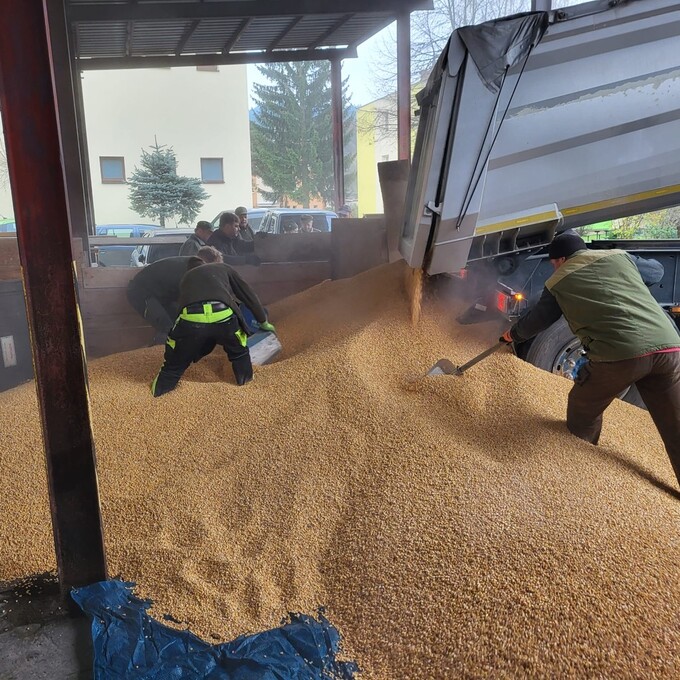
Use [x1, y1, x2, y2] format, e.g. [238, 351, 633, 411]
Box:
[503, 231, 680, 489]
[179, 220, 213, 256]
[234, 206, 255, 242]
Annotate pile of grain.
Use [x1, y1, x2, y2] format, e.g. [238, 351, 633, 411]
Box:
[0, 261, 678, 678]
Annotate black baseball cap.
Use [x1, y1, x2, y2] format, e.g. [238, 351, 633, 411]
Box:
[548, 232, 586, 260]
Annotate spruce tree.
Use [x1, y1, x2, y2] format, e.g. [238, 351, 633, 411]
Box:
[251, 61, 353, 207]
[128, 141, 208, 226]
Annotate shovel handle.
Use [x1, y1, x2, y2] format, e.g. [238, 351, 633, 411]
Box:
[456, 341, 506, 374]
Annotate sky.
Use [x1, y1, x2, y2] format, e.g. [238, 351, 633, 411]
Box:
[246, 23, 394, 109]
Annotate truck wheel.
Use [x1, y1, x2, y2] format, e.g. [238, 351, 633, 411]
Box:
[525, 318, 583, 379]
[524, 318, 645, 408]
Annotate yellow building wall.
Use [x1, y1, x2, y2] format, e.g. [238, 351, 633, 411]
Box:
[357, 104, 378, 218]
[356, 84, 421, 218]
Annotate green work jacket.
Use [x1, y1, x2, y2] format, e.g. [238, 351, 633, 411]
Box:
[513, 249, 680, 361]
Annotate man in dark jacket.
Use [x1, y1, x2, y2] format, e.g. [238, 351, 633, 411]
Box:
[127, 256, 192, 343]
[151, 247, 275, 397]
[179, 220, 213, 256]
[503, 232, 680, 488]
[207, 211, 259, 265]
[235, 206, 256, 242]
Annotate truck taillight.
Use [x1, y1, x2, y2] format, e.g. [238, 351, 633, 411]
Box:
[496, 290, 527, 317]
[496, 291, 510, 314]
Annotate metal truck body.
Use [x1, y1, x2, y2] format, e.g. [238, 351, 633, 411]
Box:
[400, 0, 680, 276]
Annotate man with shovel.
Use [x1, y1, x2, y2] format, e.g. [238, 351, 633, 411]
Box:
[502, 232, 680, 488]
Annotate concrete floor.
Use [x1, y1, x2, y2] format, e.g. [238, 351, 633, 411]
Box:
[0, 575, 93, 680]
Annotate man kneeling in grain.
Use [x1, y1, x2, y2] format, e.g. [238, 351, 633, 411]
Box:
[151, 247, 275, 396]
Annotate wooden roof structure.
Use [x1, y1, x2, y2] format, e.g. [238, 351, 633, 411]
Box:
[68, 0, 432, 69]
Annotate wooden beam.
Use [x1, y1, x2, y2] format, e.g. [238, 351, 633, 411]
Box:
[70, 1, 433, 22]
[0, 0, 107, 591]
[176, 19, 201, 55]
[78, 47, 357, 70]
[44, 0, 90, 245]
[223, 17, 251, 53]
[267, 16, 303, 52]
[309, 14, 354, 50]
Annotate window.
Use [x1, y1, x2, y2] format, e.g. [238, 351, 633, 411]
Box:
[100, 157, 126, 183]
[200, 157, 224, 183]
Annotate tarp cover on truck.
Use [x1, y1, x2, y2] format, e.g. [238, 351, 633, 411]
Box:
[458, 12, 549, 92]
[71, 580, 358, 679]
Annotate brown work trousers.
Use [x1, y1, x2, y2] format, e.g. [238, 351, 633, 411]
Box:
[567, 351, 680, 487]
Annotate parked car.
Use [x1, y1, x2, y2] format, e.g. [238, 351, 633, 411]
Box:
[130, 228, 195, 267]
[95, 224, 163, 238]
[94, 224, 163, 267]
[211, 208, 267, 232]
[258, 209, 337, 234]
[0, 219, 16, 232]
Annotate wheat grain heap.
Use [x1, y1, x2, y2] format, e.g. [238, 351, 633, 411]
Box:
[1, 261, 679, 678]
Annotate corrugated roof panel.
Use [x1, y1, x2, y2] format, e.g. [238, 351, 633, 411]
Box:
[69, 1, 430, 62]
[184, 18, 245, 53]
[131, 20, 188, 56]
[321, 13, 393, 47]
[276, 14, 346, 50]
[76, 22, 127, 58]
[234, 17, 297, 51]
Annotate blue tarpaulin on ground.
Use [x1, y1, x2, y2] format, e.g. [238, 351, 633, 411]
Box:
[71, 580, 358, 680]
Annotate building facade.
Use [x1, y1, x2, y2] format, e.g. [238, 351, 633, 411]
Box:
[356, 94, 398, 217]
[0, 65, 252, 227]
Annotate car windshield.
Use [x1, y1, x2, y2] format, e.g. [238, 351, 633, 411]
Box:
[249, 214, 264, 231]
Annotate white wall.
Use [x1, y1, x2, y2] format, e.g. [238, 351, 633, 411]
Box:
[81, 65, 252, 226]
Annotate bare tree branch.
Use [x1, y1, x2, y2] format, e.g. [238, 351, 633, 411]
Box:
[361, 0, 529, 143]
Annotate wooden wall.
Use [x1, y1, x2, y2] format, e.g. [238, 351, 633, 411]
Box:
[331, 218, 387, 279]
[79, 260, 333, 357]
[0, 224, 388, 364]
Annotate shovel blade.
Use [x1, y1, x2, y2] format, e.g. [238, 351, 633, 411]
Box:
[425, 359, 461, 376]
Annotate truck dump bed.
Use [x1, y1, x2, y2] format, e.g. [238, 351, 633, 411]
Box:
[401, 0, 680, 274]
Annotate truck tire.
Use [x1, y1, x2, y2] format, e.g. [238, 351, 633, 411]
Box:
[524, 318, 645, 408]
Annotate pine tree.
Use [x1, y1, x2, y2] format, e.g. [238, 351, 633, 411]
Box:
[128, 141, 208, 226]
[251, 61, 353, 208]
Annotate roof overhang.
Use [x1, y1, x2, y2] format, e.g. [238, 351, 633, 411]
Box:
[68, 0, 433, 70]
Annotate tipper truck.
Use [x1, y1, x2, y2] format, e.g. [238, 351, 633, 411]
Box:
[400, 0, 680, 402]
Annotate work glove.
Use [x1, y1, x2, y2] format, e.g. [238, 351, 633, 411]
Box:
[245, 254, 261, 266]
[499, 329, 514, 344]
[259, 321, 276, 333]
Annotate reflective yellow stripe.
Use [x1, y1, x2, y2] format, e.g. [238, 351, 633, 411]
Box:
[475, 210, 558, 235]
[166, 337, 176, 349]
[179, 303, 233, 324]
[150, 375, 159, 395]
[561, 183, 680, 218]
[235, 329, 247, 347]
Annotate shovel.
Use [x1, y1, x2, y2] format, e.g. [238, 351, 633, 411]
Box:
[425, 340, 508, 377]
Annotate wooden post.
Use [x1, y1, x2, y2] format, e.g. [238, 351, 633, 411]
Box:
[0, 0, 107, 590]
[331, 57, 345, 212]
[45, 0, 95, 245]
[397, 12, 411, 161]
